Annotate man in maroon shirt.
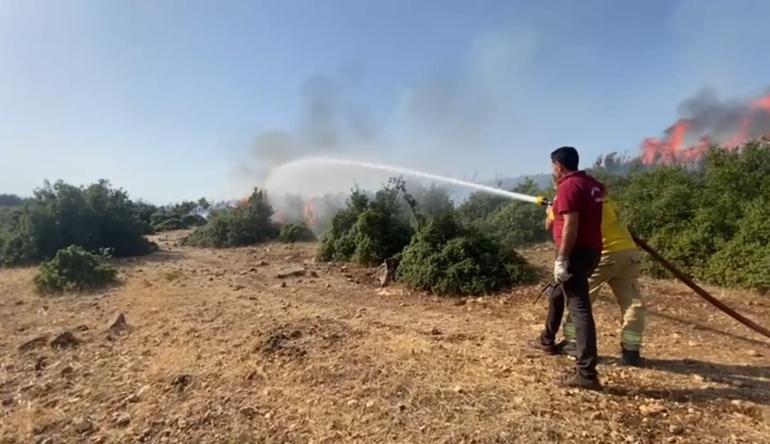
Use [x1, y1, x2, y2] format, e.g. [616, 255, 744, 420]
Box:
[530, 146, 604, 390]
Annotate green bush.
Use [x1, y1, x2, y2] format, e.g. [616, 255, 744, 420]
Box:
[410, 184, 454, 219]
[605, 140, 770, 290]
[185, 189, 278, 247]
[457, 179, 552, 250]
[132, 200, 159, 234]
[397, 211, 535, 296]
[457, 192, 509, 225]
[0, 194, 26, 207]
[279, 223, 316, 243]
[34, 245, 118, 294]
[149, 199, 209, 232]
[317, 188, 373, 262]
[152, 217, 185, 232]
[707, 197, 770, 291]
[317, 186, 413, 265]
[0, 180, 154, 266]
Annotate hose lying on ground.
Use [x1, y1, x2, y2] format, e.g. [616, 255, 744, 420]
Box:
[632, 235, 770, 340]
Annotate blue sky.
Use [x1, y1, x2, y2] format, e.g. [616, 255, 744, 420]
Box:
[2, 0, 770, 203]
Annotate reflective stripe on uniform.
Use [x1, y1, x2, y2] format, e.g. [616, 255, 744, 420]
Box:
[621, 330, 643, 347]
[564, 322, 576, 341]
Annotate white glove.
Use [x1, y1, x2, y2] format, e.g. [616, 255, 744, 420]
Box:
[553, 257, 571, 283]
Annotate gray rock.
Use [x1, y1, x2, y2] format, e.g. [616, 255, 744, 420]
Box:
[106, 313, 128, 332]
[376, 258, 398, 287]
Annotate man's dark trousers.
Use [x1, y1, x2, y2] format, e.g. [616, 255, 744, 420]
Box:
[540, 248, 601, 378]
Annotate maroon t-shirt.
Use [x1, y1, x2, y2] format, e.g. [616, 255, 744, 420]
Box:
[551, 171, 604, 251]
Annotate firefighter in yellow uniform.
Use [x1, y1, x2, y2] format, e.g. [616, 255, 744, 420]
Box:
[547, 198, 646, 366]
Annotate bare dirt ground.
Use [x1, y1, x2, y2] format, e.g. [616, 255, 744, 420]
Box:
[1, 230, 769, 443]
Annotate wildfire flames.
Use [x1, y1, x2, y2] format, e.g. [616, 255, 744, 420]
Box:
[641, 92, 770, 165]
[271, 198, 319, 229]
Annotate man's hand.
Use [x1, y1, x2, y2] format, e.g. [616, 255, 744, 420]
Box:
[544, 205, 555, 230]
[553, 257, 571, 282]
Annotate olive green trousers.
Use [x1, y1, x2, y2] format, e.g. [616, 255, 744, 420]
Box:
[563, 249, 645, 351]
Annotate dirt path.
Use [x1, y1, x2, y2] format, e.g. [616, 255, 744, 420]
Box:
[1, 232, 769, 443]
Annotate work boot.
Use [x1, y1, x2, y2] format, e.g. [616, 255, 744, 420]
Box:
[555, 371, 602, 391]
[620, 347, 644, 367]
[561, 341, 578, 359]
[527, 338, 560, 355]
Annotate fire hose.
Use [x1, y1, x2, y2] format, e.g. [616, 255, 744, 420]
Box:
[631, 235, 770, 339]
[533, 196, 770, 340]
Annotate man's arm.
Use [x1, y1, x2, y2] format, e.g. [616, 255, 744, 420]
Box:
[558, 211, 579, 259]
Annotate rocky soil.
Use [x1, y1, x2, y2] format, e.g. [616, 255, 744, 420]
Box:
[1, 231, 769, 443]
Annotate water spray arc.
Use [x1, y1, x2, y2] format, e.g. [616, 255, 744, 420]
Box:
[304, 157, 543, 204]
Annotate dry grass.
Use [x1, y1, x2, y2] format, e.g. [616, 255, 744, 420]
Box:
[1, 232, 769, 443]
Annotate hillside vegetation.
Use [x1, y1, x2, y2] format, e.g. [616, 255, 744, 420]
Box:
[0, 180, 154, 266]
[604, 141, 770, 291]
[3, 141, 769, 294]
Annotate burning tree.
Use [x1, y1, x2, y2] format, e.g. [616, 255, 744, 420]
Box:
[184, 188, 279, 247]
[640, 90, 770, 166]
[610, 139, 770, 291]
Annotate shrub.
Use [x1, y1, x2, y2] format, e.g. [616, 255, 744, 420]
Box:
[0, 194, 26, 207]
[457, 192, 509, 225]
[351, 206, 413, 264]
[410, 184, 454, 219]
[397, 211, 535, 296]
[132, 200, 159, 234]
[34, 245, 118, 294]
[480, 200, 550, 250]
[0, 180, 154, 266]
[707, 197, 770, 291]
[185, 189, 278, 247]
[149, 199, 209, 232]
[317, 186, 413, 265]
[608, 140, 770, 288]
[279, 223, 316, 243]
[152, 217, 185, 232]
[458, 179, 552, 250]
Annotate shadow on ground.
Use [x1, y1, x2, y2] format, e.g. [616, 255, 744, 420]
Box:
[116, 249, 186, 266]
[648, 307, 770, 348]
[605, 358, 770, 407]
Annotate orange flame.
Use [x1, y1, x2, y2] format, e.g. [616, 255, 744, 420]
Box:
[753, 95, 770, 111]
[641, 119, 692, 165]
[642, 93, 770, 165]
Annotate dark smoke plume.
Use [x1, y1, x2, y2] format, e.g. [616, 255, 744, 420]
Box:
[675, 87, 770, 146]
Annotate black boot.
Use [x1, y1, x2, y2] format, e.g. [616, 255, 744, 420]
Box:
[555, 371, 602, 391]
[621, 347, 644, 367]
[527, 337, 560, 355]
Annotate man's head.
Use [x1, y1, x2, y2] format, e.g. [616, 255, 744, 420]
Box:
[551, 146, 579, 180]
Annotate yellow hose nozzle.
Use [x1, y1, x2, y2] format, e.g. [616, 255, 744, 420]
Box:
[535, 196, 550, 207]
